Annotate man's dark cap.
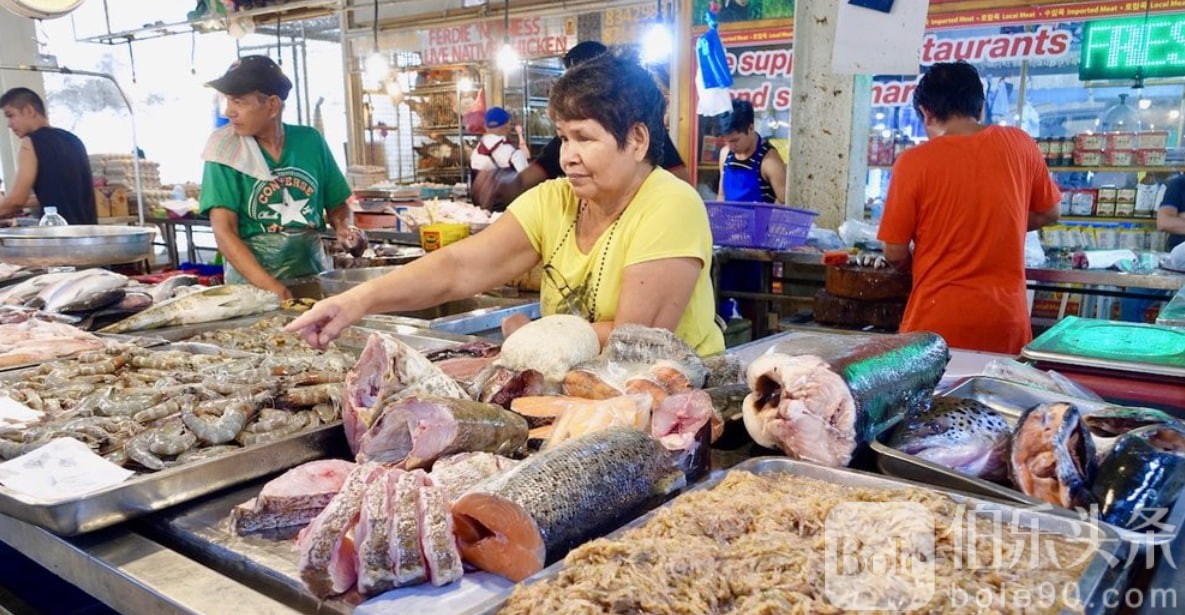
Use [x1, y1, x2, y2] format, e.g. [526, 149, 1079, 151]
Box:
[206, 55, 292, 100]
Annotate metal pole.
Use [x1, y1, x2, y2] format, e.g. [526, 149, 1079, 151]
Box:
[0, 64, 144, 225]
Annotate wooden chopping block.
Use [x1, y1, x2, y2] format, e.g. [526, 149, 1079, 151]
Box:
[824, 264, 911, 301]
[813, 289, 905, 330]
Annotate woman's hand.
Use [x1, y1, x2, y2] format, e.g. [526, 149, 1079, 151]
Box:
[285, 290, 368, 349]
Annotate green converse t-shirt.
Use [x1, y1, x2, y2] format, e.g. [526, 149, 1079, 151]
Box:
[199, 124, 351, 239]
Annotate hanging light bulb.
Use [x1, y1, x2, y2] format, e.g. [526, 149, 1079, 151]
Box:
[363, 0, 388, 89]
[497, 42, 521, 72]
[641, 0, 672, 64]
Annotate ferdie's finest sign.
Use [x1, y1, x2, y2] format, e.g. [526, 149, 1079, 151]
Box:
[1080, 13, 1185, 80]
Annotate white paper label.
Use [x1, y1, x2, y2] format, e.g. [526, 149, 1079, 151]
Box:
[0, 396, 42, 432]
[0, 437, 134, 501]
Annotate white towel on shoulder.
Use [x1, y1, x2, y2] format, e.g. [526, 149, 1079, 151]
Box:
[200, 125, 274, 182]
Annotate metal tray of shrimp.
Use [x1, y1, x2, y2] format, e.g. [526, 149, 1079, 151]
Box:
[0, 331, 169, 374]
[145, 310, 482, 355]
[0, 331, 467, 536]
[870, 376, 1185, 548]
[471, 457, 1129, 615]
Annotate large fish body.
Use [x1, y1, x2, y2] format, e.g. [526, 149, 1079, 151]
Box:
[99, 284, 279, 333]
[742, 331, 949, 466]
[0, 270, 87, 305]
[451, 427, 684, 582]
[887, 397, 1011, 482]
[32, 269, 128, 313]
[1092, 424, 1185, 529]
[356, 396, 528, 467]
[343, 332, 469, 453]
[1009, 402, 1097, 509]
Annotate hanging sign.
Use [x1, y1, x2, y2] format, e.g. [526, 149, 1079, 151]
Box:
[1079, 13, 1185, 80]
[421, 17, 573, 64]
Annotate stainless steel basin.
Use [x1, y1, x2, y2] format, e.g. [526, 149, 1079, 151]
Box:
[317, 266, 540, 337]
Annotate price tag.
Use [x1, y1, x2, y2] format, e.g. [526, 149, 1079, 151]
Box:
[0, 438, 134, 501]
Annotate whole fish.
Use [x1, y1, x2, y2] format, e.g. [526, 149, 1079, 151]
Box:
[1010, 402, 1097, 509]
[1092, 424, 1185, 529]
[887, 397, 1011, 482]
[451, 427, 685, 582]
[57, 288, 126, 314]
[148, 274, 201, 305]
[34, 270, 128, 313]
[356, 396, 528, 468]
[98, 284, 279, 333]
[343, 332, 469, 454]
[0, 270, 83, 305]
[742, 331, 950, 467]
[1083, 406, 1183, 438]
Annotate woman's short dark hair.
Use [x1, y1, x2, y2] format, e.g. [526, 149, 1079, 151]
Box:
[562, 41, 607, 69]
[912, 62, 984, 122]
[718, 98, 755, 135]
[549, 50, 665, 167]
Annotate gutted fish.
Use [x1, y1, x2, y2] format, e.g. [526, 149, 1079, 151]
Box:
[355, 468, 400, 595]
[100, 285, 279, 333]
[1092, 424, 1185, 529]
[356, 396, 528, 468]
[742, 332, 949, 466]
[470, 366, 548, 409]
[428, 452, 519, 502]
[650, 390, 721, 451]
[495, 315, 601, 383]
[424, 341, 500, 361]
[417, 484, 463, 586]
[1083, 406, 1183, 438]
[887, 397, 1011, 482]
[389, 470, 429, 585]
[344, 332, 468, 453]
[297, 463, 384, 597]
[1009, 402, 1097, 509]
[452, 428, 685, 582]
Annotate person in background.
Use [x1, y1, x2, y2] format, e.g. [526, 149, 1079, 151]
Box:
[471, 107, 529, 174]
[485, 41, 691, 206]
[716, 98, 786, 204]
[0, 88, 97, 224]
[1157, 174, 1185, 252]
[878, 61, 1060, 354]
[289, 50, 724, 356]
[199, 55, 357, 301]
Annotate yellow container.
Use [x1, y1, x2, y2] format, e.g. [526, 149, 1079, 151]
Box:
[419, 223, 470, 252]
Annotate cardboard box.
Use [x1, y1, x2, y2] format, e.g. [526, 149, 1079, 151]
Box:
[1106, 132, 1137, 151]
[1103, 149, 1135, 166]
[1138, 131, 1169, 149]
[1074, 149, 1104, 166]
[1136, 149, 1167, 166]
[1076, 133, 1105, 151]
[108, 187, 129, 217]
[93, 188, 111, 218]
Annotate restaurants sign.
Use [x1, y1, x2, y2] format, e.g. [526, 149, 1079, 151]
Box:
[421, 17, 573, 64]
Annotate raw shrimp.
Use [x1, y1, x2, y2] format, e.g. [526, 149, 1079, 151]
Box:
[181, 399, 256, 444]
[125, 430, 166, 471]
[279, 383, 342, 408]
[148, 420, 197, 457]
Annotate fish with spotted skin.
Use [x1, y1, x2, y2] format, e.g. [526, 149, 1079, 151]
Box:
[887, 397, 1012, 482]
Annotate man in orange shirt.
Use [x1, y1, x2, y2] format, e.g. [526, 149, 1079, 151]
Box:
[878, 62, 1060, 354]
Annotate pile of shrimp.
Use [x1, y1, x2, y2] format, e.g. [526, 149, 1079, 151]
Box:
[0, 344, 353, 471]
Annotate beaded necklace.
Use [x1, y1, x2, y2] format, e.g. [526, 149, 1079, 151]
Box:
[542, 200, 623, 322]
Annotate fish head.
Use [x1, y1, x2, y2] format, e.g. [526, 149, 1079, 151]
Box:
[1010, 402, 1097, 509]
[1083, 406, 1181, 438]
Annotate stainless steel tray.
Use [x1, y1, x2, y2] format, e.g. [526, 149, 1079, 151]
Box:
[0, 423, 345, 536]
[473, 457, 1129, 615]
[0, 331, 168, 374]
[1021, 316, 1185, 379]
[141, 478, 515, 615]
[871, 376, 1185, 547]
[0, 225, 154, 267]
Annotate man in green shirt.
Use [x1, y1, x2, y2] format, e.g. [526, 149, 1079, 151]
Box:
[200, 55, 355, 300]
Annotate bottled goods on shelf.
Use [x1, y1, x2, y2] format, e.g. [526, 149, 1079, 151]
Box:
[866, 131, 913, 166]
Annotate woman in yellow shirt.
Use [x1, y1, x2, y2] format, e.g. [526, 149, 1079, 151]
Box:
[289, 51, 723, 356]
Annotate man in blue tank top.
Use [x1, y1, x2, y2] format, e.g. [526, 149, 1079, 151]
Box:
[0, 88, 97, 224]
[717, 99, 786, 204]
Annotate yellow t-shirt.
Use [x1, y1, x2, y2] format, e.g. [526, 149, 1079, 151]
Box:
[508, 168, 725, 356]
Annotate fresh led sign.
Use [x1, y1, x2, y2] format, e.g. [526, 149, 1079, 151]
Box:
[1080, 14, 1185, 81]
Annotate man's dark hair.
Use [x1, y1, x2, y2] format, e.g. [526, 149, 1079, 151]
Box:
[562, 41, 608, 69]
[718, 98, 755, 135]
[0, 87, 46, 116]
[912, 61, 984, 122]
[550, 49, 665, 167]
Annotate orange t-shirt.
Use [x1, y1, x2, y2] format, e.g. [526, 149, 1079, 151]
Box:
[878, 125, 1059, 354]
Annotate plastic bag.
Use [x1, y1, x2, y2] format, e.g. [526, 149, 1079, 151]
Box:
[982, 358, 1102, 400]
[837, 219, 881, 248]
[1023, 230, 1046, 267]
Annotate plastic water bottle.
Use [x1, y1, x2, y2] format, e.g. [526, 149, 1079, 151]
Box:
[38, 206, 69, 227]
